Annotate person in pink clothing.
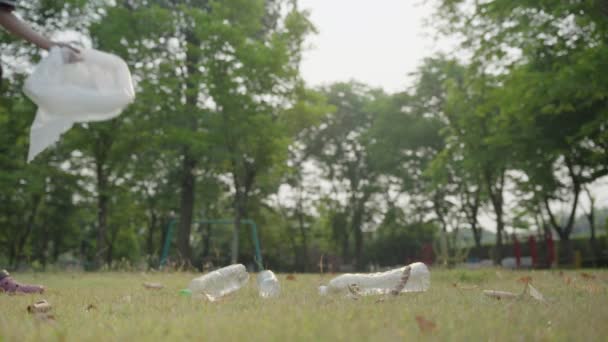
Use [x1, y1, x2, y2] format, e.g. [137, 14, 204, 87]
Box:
[0, 269, 44, 294]
[1, 1, 79, 294]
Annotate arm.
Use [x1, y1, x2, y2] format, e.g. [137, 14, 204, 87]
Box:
[0, 9, 53, 50]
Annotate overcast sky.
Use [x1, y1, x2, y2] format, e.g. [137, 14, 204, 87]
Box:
[294, 0, 608, 231]
[298, 0, 437, 93]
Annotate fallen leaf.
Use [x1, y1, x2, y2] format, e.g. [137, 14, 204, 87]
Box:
[375, 297, 386, 303]
[564, 276, 572, 285]
[581, 273, 596, 280]
[347, 284, 361, 300]
[483, 290, 519, 300]
[415, 315, 436, 334]
[286, 274, 296, 281]
[453, 283, 479, 290]
[86, 304, 97, 311]
[143, 282, 164, 290]
[517, 276, 533, 284]
[576, 284, 602, 294]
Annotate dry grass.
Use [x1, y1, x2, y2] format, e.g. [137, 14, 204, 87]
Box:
[1, 268, 607, 341]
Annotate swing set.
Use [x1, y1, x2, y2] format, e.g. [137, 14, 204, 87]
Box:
[159, 217, 264, 270]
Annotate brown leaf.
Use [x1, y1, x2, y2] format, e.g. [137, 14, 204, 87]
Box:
[415, 315, 436, 334]
[483, 290, 519, 300]
[564, 276, 572, 285]
[347, 284, 362, 299]
[517, 276, 532, 284]
[581, 272, 596, 280]
[143, 282, 164, 290]
[390, 266, 411, 296]
[453, 283, 478, 290]
[527, 284, 545, 302]
[86, 304, 97, 311]
[286, 274, 296, 281]
[576, 283, 602, 294]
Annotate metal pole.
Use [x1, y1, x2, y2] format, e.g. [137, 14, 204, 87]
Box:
[245, 219, 264, 270]
[159, 217, 176, 268]
[198, 219, 264, 271]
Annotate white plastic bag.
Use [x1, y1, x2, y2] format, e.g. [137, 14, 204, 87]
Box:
[24, 47, 135, 162]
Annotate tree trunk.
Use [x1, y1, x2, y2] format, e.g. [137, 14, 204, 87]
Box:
[468, 187, 482, 249]
[15, 194, 42, 266]
[543, 159, 581, 266]
[202, 223, 212, 259]
[147, 211, 157, 256]
[96, 161, 108, 269]
[341, 234, 350, 264]
[178, 151, 196, 264]
[232, 195, 243, 264]
[297, 212, 309, 272]
[471, 223, 482, 249]
[352, 203, 364, 271]
[583, 187, 600, 266]
[484, 169, 505, 265]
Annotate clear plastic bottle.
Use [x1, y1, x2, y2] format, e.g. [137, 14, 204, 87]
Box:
[188, 264, 249, 301]
[326, 262, 430, 295]
[257, 270, 280, 298]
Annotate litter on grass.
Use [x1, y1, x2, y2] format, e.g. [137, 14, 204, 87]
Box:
[324, 262, 430, 296]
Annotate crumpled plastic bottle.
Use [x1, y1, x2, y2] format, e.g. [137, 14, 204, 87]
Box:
[257, 270, 280, 298]
[325, 262, 430, 295]
[188, 264, 249, 301]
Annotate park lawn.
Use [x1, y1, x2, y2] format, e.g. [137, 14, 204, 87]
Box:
[0, 269, 607, 341]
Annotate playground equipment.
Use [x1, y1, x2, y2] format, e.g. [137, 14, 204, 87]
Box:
[159, 217, 264, 270]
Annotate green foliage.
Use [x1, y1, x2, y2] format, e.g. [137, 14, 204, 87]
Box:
[1, 0, 606, 270]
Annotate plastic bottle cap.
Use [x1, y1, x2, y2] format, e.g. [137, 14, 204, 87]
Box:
[318, 286, 328, 296]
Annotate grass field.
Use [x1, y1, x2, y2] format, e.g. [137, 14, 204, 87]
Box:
[1, 268, 607, 341]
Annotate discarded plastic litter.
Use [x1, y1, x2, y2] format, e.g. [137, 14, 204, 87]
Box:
[483, 283, 546, 302]
[178, 289, 192, 297]
[27, 300, 52, 313]
[325, 262, 430, 295]
[483, 290, 519, 300]
[318, 285, 328, 296]
[188, 264, 249, 302]
[24, 47, 135, 162]
[257, 270, 280, 298]
[143, 282, 164, 290]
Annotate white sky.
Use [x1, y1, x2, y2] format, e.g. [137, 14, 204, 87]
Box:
[299, 0, 436, 93]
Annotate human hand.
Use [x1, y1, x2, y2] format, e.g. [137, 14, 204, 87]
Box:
[52, 42, 83, 63]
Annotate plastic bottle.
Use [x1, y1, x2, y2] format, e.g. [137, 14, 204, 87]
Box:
[326, 262, 430, 295]
[257, 270, 280, 298]
[188, 264, 249, 301]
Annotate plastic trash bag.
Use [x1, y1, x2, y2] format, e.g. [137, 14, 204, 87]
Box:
[24, 47, 135, 162]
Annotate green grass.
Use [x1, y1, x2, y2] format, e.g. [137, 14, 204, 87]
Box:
[1, 269, 607, 341]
